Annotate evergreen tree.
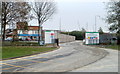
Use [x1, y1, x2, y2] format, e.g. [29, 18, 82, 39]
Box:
[98, 27, 104, 34]
[106, 1, 120, 34]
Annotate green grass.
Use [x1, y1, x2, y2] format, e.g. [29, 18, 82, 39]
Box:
[0, 47, 2, 59]
[106, 45, 120, 50]
[2, 46, 57, 59]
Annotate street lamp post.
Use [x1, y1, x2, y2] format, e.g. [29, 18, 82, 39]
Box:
[59, 18, 61, 32]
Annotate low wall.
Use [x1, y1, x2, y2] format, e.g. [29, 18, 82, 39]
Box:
[55, 34, 75, 43]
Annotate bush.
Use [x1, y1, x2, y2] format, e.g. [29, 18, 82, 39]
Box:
[69, 31, 85, 40]
[2, 41, 39, 46]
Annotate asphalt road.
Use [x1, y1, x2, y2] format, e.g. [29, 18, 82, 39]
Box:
[1, 41, 108, 72]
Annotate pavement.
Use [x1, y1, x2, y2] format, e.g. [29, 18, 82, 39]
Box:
[1, 41, 117, 72]
[71, 47, 118, 72]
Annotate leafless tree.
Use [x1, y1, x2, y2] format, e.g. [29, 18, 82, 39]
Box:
[32, 1, 56, 45]
[1, 2, 31, 41]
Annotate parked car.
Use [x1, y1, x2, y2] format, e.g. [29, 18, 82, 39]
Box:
[5, 37, 13, 41]
[34, 37, 38, 41]
[8, 32, 13, 35]
[19, 37, 27, 41]
[18, 37, 21, 41]
[26, 38, 32, 41]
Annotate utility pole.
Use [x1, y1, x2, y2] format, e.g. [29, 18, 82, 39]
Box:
[77, 20, 81, 31]
[59, 18, 61, 32]
[95, 15, 100, 32]
[86, 22, 88, 32]
[95, 16, 96, 32]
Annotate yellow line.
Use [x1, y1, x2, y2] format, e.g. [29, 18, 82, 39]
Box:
[2, 57, 47, 64]
[2, 56, 46, 62]
[20, 62, 41, 67]
[1, 63, 32, 69]
[2, 61, 43, 70]
[2, 56, 64, 71]
[2, 59, 45, 70]
[15, 58, 44, 63]
[2, 67, 15, 70]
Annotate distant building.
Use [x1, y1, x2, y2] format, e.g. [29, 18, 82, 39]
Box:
[17, 26, 44, 41]
[99, 33, 117, 44]
[5, 23, 75, 44]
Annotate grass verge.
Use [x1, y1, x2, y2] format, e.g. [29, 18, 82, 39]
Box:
[105, 45, 120, 50]
[2, 46, 57, 59]
[86, 44, 120, 51]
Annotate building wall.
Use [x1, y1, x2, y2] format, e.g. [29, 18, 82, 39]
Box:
[17, 26, 40, 40]
[44, 30, 75, 44]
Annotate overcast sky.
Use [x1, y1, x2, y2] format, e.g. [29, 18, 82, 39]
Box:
[29, 0, 111, 32]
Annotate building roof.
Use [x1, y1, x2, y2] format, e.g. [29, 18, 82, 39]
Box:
[27, 26, 39, 30]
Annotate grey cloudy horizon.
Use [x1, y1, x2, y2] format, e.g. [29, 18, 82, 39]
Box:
[29, 0, 111, 32]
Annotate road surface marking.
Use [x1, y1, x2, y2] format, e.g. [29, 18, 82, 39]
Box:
[2, 62, 40, 70]
[2, 58, 47, 70]
[14, 58, 45, 63]
[20, 61, 45, 67]
[2, 57, 47, 62]
[2, 62, 43, 70]
[1, 63, 32, 69]
[2, 57, 47, 64]
[2, 67, 16, 70]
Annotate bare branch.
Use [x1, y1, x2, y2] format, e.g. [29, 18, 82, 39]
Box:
[31, 1, 56, 43]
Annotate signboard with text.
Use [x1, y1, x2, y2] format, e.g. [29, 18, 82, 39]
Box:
[85, 32, 99, 45]
[45, 31, 55, 44]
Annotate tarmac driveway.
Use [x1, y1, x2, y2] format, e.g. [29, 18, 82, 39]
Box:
[1, 41, 108, 72]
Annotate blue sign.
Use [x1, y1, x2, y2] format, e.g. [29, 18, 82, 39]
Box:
[18, 34, 40, 36]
